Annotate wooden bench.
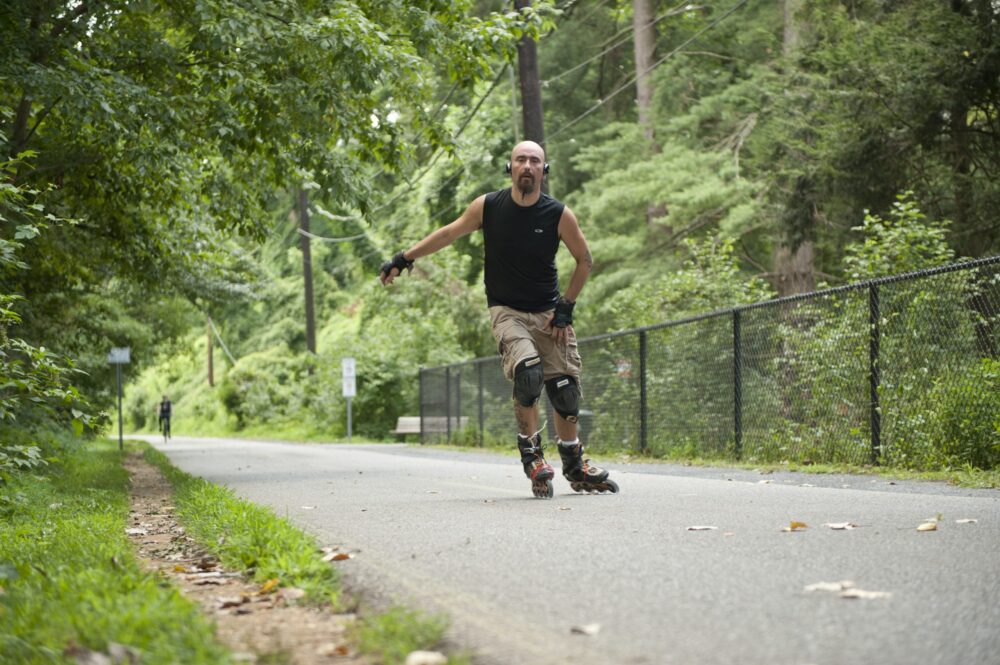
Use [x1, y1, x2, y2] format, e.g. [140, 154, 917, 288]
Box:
[391, 416, 469, 438]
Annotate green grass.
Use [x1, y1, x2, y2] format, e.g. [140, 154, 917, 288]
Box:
[0, 439, 231, 664]
[353, 606, 468, 665]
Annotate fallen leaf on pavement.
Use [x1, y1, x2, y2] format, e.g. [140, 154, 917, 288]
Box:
[570, 623, 601, 636]
[329, 552, 352, 561]
[805, 581, 855, 593]
[917, 522, 938, 532]
[956, 519, 978, 524]
[782, 521, 808, 532]
[823, 522, 858, 530]
[301, 505, 316, 510]
[840, 588, 892, 600]
[687, 525, 718, 531]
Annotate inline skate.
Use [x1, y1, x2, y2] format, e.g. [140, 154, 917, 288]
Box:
[558, 440, 619, 494]
[517, 431, 554, 499]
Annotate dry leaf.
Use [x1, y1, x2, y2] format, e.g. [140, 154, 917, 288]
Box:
[840, 588, 891, 600]
[405, 651, 448, 665]
[805, 581, 855, 593]
[259, 578, 280, 594]
[782, 521, 808, 532]
[823, 522, 858, 530]
[329, 552, 352, 561]
[557, 506, 572, 511]
[917, 522, 938, 532]
[686, 526, 718, 531]
[426, 490, 440, 494]
[570, 623, 601, 636]
[758, 479, 773, 485]
[955, 519, 978, 524]
[301, 505, 316, 510]
[219, 595, 249, 608]
[315, 643, 349, 657]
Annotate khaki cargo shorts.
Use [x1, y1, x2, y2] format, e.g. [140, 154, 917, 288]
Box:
[489, 305, 582, 382]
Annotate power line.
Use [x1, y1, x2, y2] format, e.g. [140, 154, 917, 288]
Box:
[542, 1, 695, 87]
[299, 64, 510, 245]
[549, 0, 750, 140]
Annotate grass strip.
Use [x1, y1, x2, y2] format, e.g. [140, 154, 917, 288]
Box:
[141, 444, 340, 604]
[0, 438, 230, 664]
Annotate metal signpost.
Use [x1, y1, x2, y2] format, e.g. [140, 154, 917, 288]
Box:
[107, 347, 131, 450]
[342, 357, 356, 441]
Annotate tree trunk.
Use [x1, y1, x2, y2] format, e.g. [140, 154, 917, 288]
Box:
[514, 0, 547, 192]
[772, 242, 816, 297]
[773, 0, 815, 297]
[633, 0, 658, 146]
[297, 188, 317, 364]
[783, 0, 805, 58]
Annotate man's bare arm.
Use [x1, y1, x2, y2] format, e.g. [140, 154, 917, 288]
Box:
[557, 206, 592, 303]
[380, 196, 485, 284]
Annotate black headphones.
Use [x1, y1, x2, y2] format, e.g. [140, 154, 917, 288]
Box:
[505, 161, 550, 174]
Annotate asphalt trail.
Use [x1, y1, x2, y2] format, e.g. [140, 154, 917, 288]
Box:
[146, 437, 1000, 665]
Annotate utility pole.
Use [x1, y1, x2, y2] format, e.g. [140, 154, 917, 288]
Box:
[207, 315, 214, 386]
[514, 0, 547, 191]
[297, 188, 317, 367]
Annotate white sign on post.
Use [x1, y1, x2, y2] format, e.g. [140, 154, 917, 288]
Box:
[108, 347, 131, 364]
[342, 357, 356, 397]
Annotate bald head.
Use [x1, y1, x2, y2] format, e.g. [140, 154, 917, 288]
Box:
[511, 140, 545, 163]
[509, 141, 546, 199]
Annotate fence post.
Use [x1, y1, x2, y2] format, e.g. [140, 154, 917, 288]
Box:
[733, 309, 742, 460]
[477, 361, 485, 446]
[639, 330, 648, 454]
[869, 285, 881, 464]
[418, 367, 425, 445]
[454, 370, 461, 444]
[445, 367, 452, 443]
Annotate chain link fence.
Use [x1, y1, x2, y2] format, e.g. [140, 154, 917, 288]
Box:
[418, 256, 1000, 469]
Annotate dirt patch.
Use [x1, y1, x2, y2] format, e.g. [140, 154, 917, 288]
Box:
[123, 452, 371, 664]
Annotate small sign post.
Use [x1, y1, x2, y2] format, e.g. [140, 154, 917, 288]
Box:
[342, 357, 356, 442]
[107, 347, 131, 450]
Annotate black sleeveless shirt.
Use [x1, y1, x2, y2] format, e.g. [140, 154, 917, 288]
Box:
[482, 188, 564, 312]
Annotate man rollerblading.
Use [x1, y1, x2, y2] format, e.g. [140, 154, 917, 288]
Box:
[380, 140, 619, 498]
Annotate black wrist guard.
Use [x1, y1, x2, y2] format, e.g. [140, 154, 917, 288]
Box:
[379, 251, 413, 278]
[552, 297, 575, 328]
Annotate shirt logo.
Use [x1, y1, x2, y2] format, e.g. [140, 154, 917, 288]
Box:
[534, 228, 543, 233]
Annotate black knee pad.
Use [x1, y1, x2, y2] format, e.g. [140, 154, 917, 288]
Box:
[513, 357, 544, 407]
[545, 375, 580, 422]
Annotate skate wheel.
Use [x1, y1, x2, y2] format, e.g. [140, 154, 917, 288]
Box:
[532, 479, 553, 499]
[601, 479, 620, 494]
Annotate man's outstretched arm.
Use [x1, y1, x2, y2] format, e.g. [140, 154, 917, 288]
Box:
[380, 195, 485, 285]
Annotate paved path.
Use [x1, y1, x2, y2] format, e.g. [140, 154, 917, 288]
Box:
[146, 436, 1000, 665]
